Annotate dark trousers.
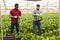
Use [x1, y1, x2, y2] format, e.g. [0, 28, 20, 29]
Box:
[11, 22, 19, 33]
[33, 21, 41, 33]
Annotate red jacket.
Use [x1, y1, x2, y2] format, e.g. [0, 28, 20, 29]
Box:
[10, 9, 21, 23]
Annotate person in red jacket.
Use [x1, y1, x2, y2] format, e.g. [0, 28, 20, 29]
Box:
[9, 3, 21, 33]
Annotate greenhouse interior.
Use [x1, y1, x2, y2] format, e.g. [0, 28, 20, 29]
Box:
[0, 0, 60, 40]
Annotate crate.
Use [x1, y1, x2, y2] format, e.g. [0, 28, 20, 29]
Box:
[3, 33, 16, 40]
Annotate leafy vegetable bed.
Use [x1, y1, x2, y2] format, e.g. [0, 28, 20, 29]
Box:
[2, 13, 60, 40]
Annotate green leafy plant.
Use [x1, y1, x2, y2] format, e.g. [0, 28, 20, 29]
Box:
[2, 13, 60, 40]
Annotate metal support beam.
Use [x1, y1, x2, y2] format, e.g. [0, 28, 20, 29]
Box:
[59, 0, 60, 36]
[47, 0, 49, 12]
[0, 1, 2, 40]
[3, 0, 6, 15]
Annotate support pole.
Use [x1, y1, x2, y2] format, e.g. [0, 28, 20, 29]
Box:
[47, 0, 49, 12]
[0, 1, 2, 40]
[59, 0, 60, 36]
[3, 0, 6, 15]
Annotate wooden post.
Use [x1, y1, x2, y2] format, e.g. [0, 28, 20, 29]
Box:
[59, 0, 60, 36]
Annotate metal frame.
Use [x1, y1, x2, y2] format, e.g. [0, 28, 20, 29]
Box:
[59, 0, 60, 36]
